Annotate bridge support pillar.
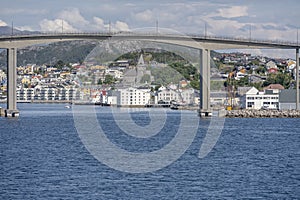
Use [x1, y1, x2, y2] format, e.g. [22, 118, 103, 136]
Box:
[199, 48, 212, 117]
[296, 48, 299, 110]
[5, 48, 19, 117]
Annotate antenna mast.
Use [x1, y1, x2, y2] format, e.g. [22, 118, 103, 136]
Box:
[109, 20, 111, 33]
[11, 21, 14, 36]
[204, 22, 207, 38]
[249, 24, 252, 41]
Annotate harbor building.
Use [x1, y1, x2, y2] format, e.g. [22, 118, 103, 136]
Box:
[17, 87, 82, 102]
[116, 87, 151, 106]
[243, 87, 279, 110]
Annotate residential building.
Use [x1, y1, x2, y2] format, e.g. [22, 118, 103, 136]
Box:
[157, 88, 179, 104]
[244, 87, 279, 109]
[180, 88, 195, 105]
[105, 69, 123, 79]
[17, 87, 82, 101]
[157, 87, 195, 105]
[116, 87, 151, 106]
[266, 61, 277, 69]
[0, 70, 6, 83]
[263, 84, 284, 90]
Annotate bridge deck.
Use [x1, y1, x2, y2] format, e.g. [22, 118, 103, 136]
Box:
[0, 32, 299, 49]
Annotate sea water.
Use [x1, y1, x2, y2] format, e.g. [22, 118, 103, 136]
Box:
[0, 104, 299, 199]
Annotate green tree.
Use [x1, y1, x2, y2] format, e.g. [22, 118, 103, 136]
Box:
[103, 75, 116, 85]
[255, 66, 266, 75]
[190, 80, 200, 90]
[54, 60, 64, 69]
[262, 73, 292, 89]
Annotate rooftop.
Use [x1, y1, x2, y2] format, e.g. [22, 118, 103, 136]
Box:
[263, 84, 284, 90]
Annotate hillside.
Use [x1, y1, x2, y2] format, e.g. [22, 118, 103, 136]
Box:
[0, 40, 98, 69]
[0, 26, 40, 35]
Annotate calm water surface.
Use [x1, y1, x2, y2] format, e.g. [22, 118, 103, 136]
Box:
[0, 104, 299, 199]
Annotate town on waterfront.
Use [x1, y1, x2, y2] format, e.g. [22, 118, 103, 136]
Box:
[0, 45, 299, 113]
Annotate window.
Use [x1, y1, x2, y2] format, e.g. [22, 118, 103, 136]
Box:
[247, 102, 255, 108]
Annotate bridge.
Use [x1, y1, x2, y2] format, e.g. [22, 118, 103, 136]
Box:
[0, 32, 299, 117]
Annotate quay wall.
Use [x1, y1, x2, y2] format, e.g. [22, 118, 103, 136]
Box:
[226, 109, 300, 118]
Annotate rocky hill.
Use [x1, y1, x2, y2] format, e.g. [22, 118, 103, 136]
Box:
[0, 40, 98, 69]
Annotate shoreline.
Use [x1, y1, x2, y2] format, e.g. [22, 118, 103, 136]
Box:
[2, 101, 300, 118]
[225, 109, 300, 118]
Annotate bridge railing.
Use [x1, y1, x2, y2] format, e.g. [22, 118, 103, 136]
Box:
[0, 31, 299, 47]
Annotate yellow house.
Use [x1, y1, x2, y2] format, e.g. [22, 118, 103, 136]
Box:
[90, 65, 107, 70]
[21, 77, 31, 85]
[60, 72, 71, 78]
[1, 85, 6, 91]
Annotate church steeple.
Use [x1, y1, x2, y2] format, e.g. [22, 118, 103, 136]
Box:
[137, 54, 145, 66]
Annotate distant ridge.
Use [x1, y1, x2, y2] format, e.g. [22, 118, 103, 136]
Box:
[0, 26, 40, 35]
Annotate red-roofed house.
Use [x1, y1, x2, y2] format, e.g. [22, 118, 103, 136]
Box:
[263, 84, 284, 90]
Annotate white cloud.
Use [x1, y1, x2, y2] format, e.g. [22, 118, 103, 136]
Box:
[16, 26, 34, 31]
[218, 6, 248, 18]
[55, 8, 131, 32]
[0, 19, 7, 26]
[91, 17, 130, 32]
[39, 19, 77, 32]
[135, 10, 154, 22]
[58, 8, 89, 27]
[0, 1, 297, 58]
[93, 17, 105, 29]
[114, 21, 130, 31]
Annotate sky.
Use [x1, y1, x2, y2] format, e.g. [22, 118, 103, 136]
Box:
[0, 0, 299, 58]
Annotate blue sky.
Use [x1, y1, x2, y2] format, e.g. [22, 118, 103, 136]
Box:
[0, 0, 299, 58]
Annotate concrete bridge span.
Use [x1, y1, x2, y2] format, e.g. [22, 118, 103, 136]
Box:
[0, 32, 299, 117]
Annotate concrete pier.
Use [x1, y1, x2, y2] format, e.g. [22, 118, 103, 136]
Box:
[199, 48, 212, 117]
[6, 48, 19, 117]
[0, 107, 5, 117]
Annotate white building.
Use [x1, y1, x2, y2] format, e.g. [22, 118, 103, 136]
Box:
[157, 89, 179, 104]
[17, 87, 82, 101]
[105, 69, 123, 79]
[157, 88, 195, 105]
[244, 87, 279, 109]
[17, 88, 34, 101]
[116, 87, 151, 106]
[179, 88, 195, 104]
[266, 60, 277, 69]
[0, 70, 6, 83]
[107, 96, 117, 105]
